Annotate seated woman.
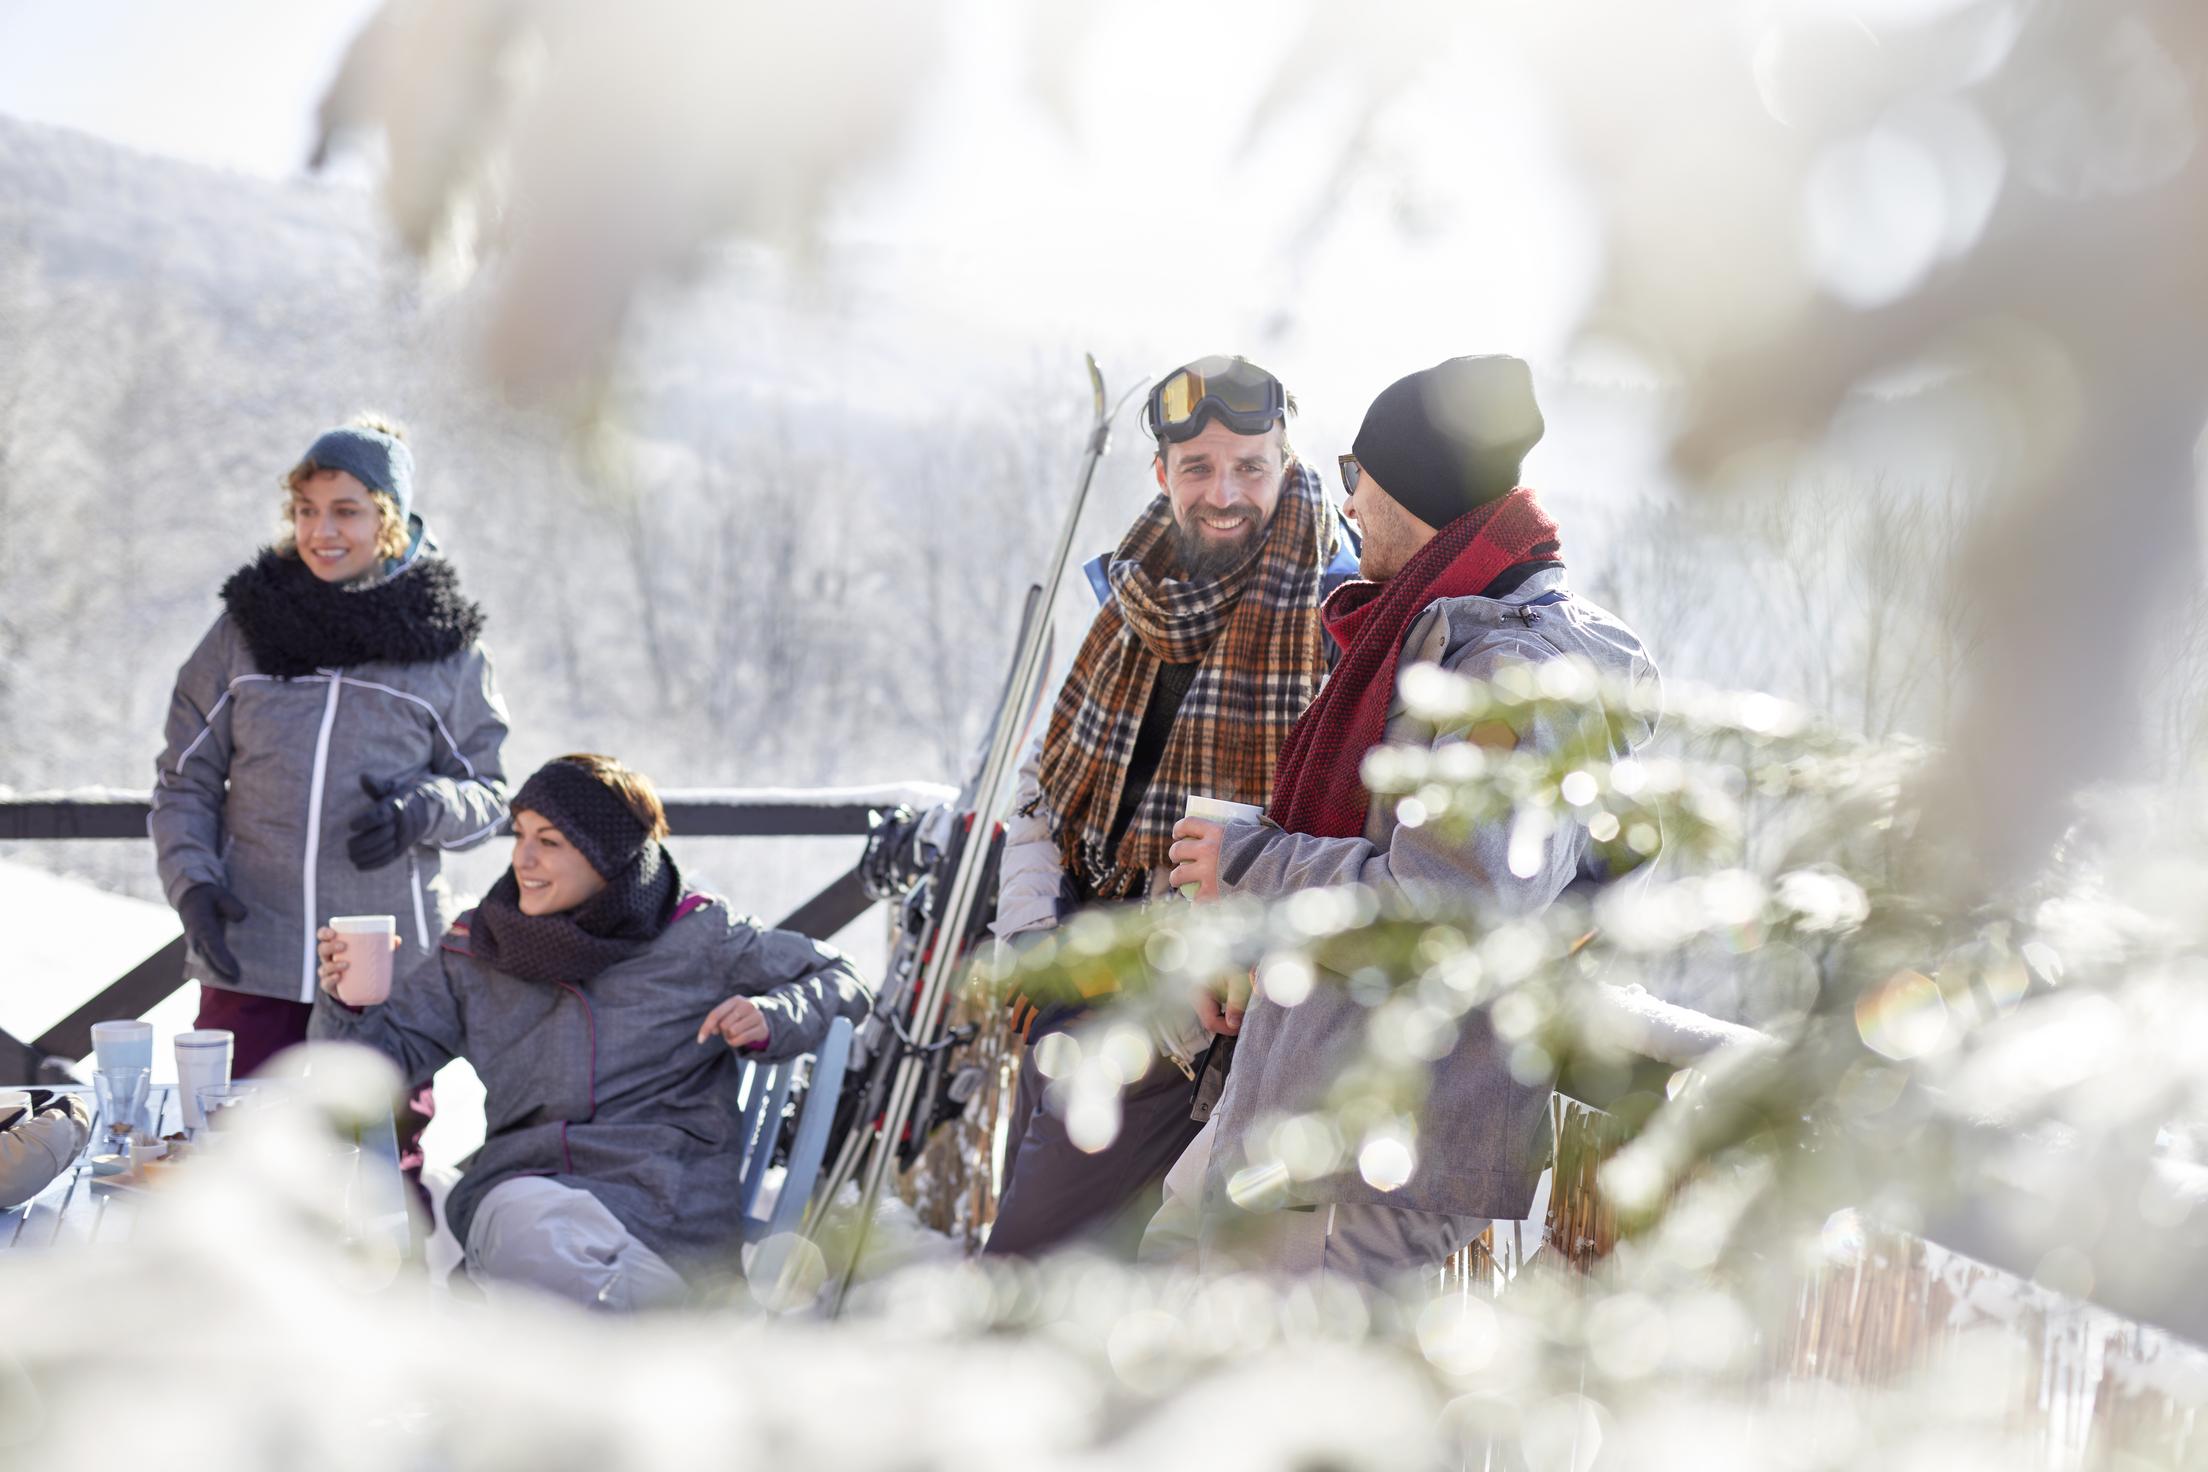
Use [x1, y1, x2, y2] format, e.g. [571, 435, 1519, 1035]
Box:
[311, 753, 868, 1309]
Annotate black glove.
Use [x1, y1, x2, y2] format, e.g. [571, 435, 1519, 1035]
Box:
[348, 774, 437, 870]
[178, 882, 248, 983]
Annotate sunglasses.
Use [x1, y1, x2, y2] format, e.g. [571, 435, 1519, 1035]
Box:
[1337, 454, 1363, 496]
[1144, 356, 1287, 444]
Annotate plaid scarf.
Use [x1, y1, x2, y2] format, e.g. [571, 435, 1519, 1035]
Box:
[1268, 488, 1561, 839]
[1032, 462, 1334, 898]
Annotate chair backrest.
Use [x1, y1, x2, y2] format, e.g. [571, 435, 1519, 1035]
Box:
[734, 1015, 855, 1245]
[735, 1054, 797, 1222]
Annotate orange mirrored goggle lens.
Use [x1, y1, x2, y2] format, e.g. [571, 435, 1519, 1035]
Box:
[1154, 362, 1281, 430]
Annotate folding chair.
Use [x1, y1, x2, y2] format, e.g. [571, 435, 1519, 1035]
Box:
[733, 1015, 853, 1245]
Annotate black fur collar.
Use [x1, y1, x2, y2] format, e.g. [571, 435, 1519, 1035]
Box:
[221, 549, 485, 678]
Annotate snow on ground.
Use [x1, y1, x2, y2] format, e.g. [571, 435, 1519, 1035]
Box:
[0, 857, 193, 1076]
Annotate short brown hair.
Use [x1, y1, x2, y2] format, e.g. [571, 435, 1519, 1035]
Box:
[553, 752, 670, 842]
[276, 412, 412, 560]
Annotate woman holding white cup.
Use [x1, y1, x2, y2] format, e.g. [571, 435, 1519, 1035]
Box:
[308, 754, 872, 1310]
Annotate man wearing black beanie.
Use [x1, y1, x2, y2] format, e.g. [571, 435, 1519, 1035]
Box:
[1344, 354, 1547, 577]
[1159, 355, 1662, 1286]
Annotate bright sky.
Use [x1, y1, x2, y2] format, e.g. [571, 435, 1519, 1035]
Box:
[0, 0, 1616, 501]
[846, 0, 1601, 423]
[0, 0, 378, 177]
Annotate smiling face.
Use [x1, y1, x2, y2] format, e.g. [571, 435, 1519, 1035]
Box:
[288, 469, 389, 584]
[1155, 420, 1288, 578]
[510, 810, 609, 916]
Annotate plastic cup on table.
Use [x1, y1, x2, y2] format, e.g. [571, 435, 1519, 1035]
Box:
[1179, 795, 1264, 898]
[174, 1029, 234, 1136]
[327, 915, 397, 1006]
[89, 1019, 154, 1074]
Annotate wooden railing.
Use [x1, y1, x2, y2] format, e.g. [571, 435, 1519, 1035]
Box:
[0, 783, 953, 1081]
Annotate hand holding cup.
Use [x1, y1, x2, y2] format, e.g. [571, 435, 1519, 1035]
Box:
[320, 917, 400, 1005]
[1171, 796, 1261, 902]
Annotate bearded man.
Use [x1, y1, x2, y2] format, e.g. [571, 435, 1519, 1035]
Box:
[983, 355, 1353, 1258]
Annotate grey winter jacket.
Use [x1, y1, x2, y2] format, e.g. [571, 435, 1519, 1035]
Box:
[310, 893, 869, 1269]
[151, 563, 510, 1006]
[1210, 568, 1657, 1218]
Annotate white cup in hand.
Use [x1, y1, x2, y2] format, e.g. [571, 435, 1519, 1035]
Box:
[328, 915, 398, 1006]
[1179, 796, 1262, 898]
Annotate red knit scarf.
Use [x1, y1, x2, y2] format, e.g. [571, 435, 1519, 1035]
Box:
[1266, 488, 1561, 839]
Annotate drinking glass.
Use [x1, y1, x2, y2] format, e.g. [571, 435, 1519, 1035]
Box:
[93, 1066, 151, 1152]
[195, 1082, 264, 1137]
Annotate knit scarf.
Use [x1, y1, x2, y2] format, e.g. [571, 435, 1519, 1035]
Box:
[1032, 462, 1334, 898]
[221, 547, 483, 679]
[1267, 488, 1561, 839]
[468, 842, 683, 985]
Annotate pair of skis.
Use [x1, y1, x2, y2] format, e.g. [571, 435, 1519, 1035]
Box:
[800, 355, 1147, 1313]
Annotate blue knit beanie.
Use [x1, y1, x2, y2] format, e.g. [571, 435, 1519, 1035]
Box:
[302, 425, 414, 525]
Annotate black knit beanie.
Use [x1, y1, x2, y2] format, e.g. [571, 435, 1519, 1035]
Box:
[1350, 355, 1545, 530]
[511, 758, 651, 879]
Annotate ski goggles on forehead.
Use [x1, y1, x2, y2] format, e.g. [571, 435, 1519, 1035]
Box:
[1144, 357, 1288, 444]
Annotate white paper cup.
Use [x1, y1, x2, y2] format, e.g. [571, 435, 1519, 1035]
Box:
[90, 1019, 155, 1074]
[1179, 796, 1265, 897]
[174, 1029, 235, 1135]
[329, 915, 397, 1007]
[1183, 795, 1264, 825]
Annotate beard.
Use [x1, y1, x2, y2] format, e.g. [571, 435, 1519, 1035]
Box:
[1170, 506, 1264, 580]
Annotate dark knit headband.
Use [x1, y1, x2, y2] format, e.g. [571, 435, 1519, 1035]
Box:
[512, 760, 650, 879]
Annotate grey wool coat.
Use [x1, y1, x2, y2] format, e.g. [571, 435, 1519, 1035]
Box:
[1210, 567, 1658, 1219]
[151, 549, 511, 1005]
[310, 893, 869, 1270]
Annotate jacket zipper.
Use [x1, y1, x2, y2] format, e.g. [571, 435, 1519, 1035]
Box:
[408, 854, 429, 949]
[1151, 1019, 1198, 1080]
[299, 672, 344, 1003]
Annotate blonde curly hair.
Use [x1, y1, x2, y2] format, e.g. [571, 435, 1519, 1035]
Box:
[275, 412, 412, 560]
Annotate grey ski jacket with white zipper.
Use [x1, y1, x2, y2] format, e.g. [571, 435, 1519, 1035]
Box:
[151, 550, 511, 1005]
[310, 894, 868, 1270]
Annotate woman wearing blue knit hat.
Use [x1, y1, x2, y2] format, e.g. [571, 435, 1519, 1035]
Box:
[149, 413, 512, 1193]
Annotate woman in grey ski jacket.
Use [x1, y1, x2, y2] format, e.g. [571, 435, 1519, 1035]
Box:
[150, 415, 510, 1078]
[311, 754, 870, 1309]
